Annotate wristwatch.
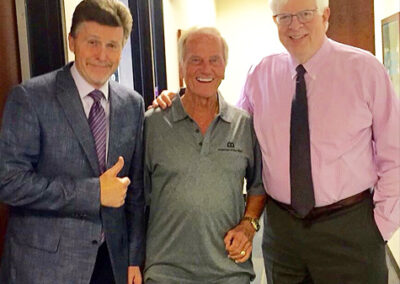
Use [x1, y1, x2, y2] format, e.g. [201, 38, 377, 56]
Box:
[241, 216, 260, 232]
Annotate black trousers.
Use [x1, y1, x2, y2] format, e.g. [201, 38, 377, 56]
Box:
[263, 197, 388, 284]
[90, 242, 116, 284]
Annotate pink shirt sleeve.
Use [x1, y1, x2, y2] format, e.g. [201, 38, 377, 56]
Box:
[369, 61, 400, 241]
[237, 67, 254, 115]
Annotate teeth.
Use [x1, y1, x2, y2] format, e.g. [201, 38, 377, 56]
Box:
[197, 77, 213, 82]
[290, 35, 304, 39]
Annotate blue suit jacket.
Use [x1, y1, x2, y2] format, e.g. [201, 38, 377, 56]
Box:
[0, 64, 145, 284]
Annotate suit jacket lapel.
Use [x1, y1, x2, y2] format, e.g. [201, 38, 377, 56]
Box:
[107, 84, 122, 170]
[55, 65, 100, 175]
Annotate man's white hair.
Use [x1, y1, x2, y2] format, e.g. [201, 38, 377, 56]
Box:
[270, 0, 329, 15]
[178, 26, 229, 65]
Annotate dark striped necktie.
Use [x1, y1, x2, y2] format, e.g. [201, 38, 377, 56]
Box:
[88, 90, 106, 174]
[290, 64, 315, 218]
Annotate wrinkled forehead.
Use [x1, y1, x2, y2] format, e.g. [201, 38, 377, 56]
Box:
[186, 33, 221, 46]
[185, 33, 224, 55]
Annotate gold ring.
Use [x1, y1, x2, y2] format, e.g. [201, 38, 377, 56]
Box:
[240, 250, 246, 256]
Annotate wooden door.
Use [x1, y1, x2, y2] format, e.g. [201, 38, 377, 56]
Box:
[0, 0, 21, 263]
[327, 0, 375, 54]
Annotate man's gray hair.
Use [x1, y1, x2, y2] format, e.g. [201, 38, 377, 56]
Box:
[178, 26, 229, 65]
[270, 0, 329, 15]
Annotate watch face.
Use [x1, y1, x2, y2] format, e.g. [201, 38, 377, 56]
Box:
[251, 220, 260, 231]
[242, 216, 260, 231]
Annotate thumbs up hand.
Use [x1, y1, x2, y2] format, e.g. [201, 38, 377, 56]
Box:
[99, 156, 131, 208]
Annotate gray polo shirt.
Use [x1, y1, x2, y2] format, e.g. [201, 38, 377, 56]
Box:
[144, 93, 265, 284]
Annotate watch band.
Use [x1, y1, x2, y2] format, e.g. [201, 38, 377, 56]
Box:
[241, 216, 260, 232]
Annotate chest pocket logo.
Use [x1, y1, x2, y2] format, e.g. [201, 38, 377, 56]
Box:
[218, 141, 242, 153]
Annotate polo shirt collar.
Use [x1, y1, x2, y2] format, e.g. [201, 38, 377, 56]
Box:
[171, 91, 233, 123]
[217, 92, 234, 123]
[171, 94, 187, 122]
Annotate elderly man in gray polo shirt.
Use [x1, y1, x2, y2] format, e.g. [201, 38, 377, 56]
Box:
[143, 27, 267, 283]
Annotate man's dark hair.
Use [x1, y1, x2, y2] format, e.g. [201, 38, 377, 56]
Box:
[70, 0, 132, 44]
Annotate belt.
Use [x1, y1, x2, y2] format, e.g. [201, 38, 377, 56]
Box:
[269, 189, 372, 222]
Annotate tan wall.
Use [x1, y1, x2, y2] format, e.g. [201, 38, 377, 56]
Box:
[215, 0, 283, 104]
[375, 0, 400, 63]
[162, 0, 217, 92]
[63, 0, 83, 62]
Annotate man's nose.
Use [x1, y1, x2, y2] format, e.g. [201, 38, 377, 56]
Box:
[289, 15, 304, 29]
[200, 61, 212, 72]
[95, 44, 107, 60]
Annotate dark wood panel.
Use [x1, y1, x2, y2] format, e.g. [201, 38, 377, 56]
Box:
[0, 205, 8, 264]
[26, 0, 65, 77]
[0, 0, 19, 264]
[0, 0, 21, 120]
[129, 0, 155, 108]
[327, 0, 375, 54]
[150, 0, 167, 94]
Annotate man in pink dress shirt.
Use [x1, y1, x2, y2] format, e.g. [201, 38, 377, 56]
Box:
[238, 0, 399, 283]
[153, 0, 399, 283]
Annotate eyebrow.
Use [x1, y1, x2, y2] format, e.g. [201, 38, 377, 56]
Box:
[86, 35, 121, 45]
[108, 40, 120, 45]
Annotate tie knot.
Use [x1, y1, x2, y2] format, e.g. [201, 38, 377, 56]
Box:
[296, 65, 306, 76]
[88, 90, 104, 103]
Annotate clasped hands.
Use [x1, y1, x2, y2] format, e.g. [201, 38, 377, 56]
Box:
[224, 220, 256, 263]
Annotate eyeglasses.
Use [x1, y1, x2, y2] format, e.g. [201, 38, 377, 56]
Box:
[274, 9, 318, 26]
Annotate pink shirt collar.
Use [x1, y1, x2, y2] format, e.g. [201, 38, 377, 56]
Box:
[288, 36, 330, 81]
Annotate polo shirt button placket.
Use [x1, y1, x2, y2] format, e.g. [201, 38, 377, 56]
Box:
[193, 124, 202, 148]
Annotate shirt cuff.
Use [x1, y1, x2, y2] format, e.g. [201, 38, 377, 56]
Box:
[374, 209, 399, 241]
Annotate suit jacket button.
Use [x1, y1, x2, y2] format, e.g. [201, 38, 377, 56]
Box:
[91, 240, 98, 245]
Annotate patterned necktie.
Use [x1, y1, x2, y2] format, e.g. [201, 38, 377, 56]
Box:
[290, 65, 315, 218]
[88, 90, 107, 174]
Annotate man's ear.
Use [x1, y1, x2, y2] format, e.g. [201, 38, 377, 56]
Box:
[179, 63, 184, 81]
[322, 7, 330, 32]
[322, 7, 330, 24]
[272, 16, 278, 26]
[68, 33, 75, 53]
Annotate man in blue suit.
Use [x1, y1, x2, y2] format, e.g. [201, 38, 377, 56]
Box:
[0, 1, 144, 283]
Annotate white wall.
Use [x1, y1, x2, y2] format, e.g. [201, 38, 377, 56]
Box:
[162, 0, 179, 91]
[215, 0, 284, 104]
[390, 224, 400, 268]
[63, 0, 82, 62]
[163, 0, 217, 91]
[162, 0, 283, 104]
[374, 0, 400, 63]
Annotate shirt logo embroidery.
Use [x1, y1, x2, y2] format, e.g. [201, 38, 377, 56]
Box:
[218, 141, 242, 153]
